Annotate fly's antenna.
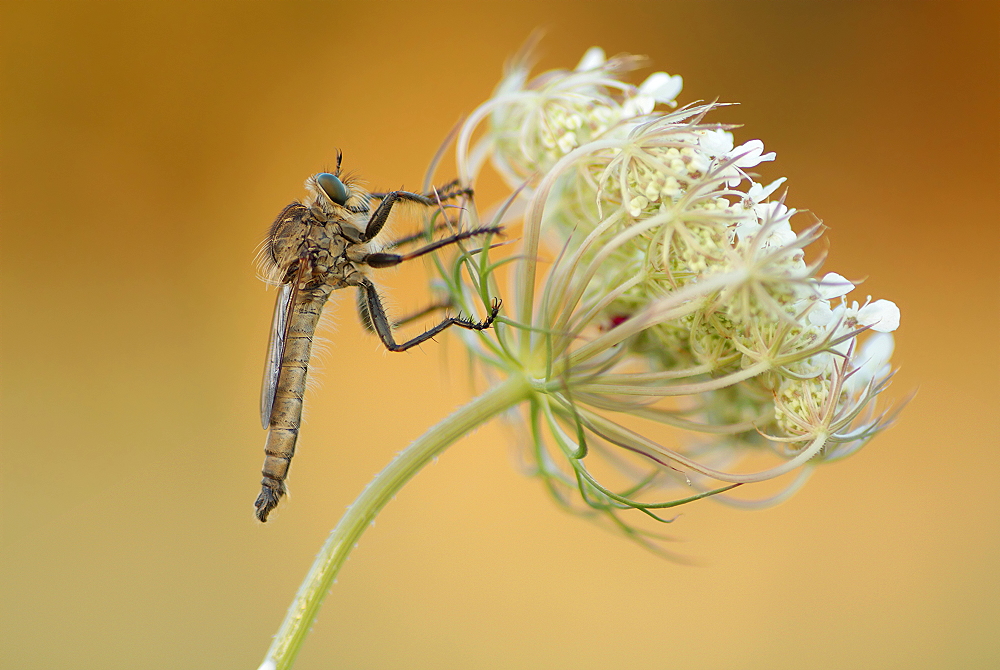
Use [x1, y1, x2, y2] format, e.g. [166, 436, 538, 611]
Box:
[335, 149, 344, 176]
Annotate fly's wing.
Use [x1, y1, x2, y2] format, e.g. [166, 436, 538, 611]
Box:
[261, 281, 294, 428]
[260, 256, 311, 428]
[260, 204, 313, 429]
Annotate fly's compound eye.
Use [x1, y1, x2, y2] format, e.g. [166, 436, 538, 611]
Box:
[316, 172, 350, 206]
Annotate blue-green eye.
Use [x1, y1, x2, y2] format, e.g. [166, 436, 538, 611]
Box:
[316, 173, 349, 206]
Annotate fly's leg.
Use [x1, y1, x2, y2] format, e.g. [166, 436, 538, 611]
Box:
[356, 224, 503, 349]
[361, 183, 474, 243]
[362, 226, 503, 268]
[393, 300, 454, 328]
[384, 222, 455, 250]
[358, 191, 437, 242]
[369, 179, 471, 204]
[381, 185, 480, 250]
[356, 291, 453, 333]
[357, 277, 500, 352]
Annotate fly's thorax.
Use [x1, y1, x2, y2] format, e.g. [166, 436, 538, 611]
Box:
[302, 222, 370, 287]
[306, 223, 349, 259]
[267, 204, 312, 273]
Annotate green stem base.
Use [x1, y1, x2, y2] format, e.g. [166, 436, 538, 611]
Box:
[258, 375, 531, 670]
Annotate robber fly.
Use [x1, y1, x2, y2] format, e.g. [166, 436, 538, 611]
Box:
[255, 152, 501, 522]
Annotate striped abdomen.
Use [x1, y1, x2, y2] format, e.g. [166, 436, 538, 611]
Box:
[255, 284, 333, 521]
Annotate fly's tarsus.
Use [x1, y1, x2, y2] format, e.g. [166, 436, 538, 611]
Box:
[455, 297, 503, 331]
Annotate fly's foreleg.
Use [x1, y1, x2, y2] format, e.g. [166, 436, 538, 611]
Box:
[369, 180, 472, 205]
[357, 277, 501, 352]
[360, 191, 426, 243]
[361, 183, 474, 243]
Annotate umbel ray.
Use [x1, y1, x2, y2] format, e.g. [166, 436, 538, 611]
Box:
[255, 152, 501, 522]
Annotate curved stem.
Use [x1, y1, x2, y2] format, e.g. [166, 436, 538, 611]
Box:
[258, 375, 532, 670]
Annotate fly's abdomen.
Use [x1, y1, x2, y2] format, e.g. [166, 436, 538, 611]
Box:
[255, 286, 332, 521]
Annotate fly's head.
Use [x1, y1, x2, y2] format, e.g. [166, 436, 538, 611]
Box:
[304, 153, 372, 236]
[260, 153, 373, 285]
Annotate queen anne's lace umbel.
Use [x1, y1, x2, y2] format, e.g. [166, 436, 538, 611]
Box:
[447, 46, 901, 545]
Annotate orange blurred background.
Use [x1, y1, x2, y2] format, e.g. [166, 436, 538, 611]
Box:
[1, 2, 997, 669]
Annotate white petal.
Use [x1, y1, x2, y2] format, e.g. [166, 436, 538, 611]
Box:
[734, 218, 762, 242]
[730, 139, 776, 168]
[753, 201, 794, 227]
[765, 220, 797, 248]
[623, 95, 655, 117]
[639, 72, 683, 104]
[847, 332, 895, 394]
[857, 299, 900, 332]
[817, 272, 855, 300]
[576, 47, 606, 71]
[699, 129, 734, 156]
[807, 300, 835, 326]
[860, 332, 895, 369]
[746, 177, 787, 204]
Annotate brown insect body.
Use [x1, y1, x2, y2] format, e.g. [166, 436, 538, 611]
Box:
[255, 159, 500, 522]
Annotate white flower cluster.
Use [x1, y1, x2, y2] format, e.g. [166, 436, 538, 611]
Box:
[450, 46, 901, 538]
[490, 47, 683, 180]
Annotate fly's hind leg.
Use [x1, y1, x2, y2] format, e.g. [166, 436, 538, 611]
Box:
[357, 278, 500, 353]
[356, 290, 453, 332]
[392, 300, 454, 328]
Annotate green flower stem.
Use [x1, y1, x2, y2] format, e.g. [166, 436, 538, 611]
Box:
[258, 374, 533, 670]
